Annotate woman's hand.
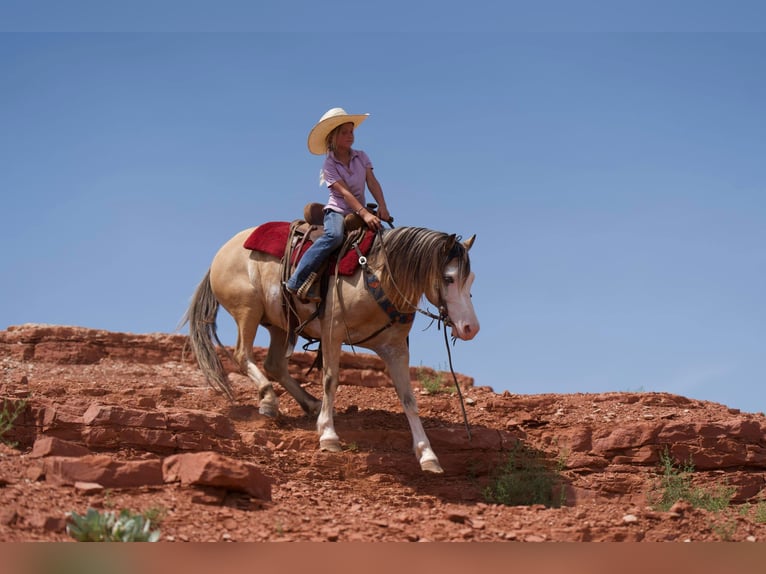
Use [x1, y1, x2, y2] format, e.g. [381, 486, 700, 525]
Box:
[378, 205, 392, 225]
[361, 208, 383, 231]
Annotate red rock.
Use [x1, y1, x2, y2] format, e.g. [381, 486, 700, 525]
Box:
[190, 487, 227, 505]
[26, 514, 68, 531]
[612, 445, 658, 465]
[0, 508, 18, 525]
[722, 418, 764, 442]
[162, 452, 272, 500]
[39, 405, 83, 432]
[558, 427, 593, 451]
[81, 426, 178, 452]
[592, 422, 662, 453]
[74, 481, 104, 494]
[34, 341, 105, 364]
[165, 409, 237, 437]
[429, 426, 500, 450]
[137, 397, 157, 408]
[29, 437, 90, 458]
[565, 453, 609, 470]
[44, 455, 164, 488]
[83, 404, 167, 429]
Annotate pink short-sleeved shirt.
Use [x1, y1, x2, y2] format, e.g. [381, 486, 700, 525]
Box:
[322, 149, 372, 214]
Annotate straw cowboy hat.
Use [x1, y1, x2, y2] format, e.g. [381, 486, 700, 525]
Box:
[307, 107, 369, 155]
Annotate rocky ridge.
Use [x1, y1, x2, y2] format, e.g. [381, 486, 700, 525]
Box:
[1, 324, 765, 542]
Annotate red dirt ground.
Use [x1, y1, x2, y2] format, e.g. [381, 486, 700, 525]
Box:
[1, 324, 765, 542]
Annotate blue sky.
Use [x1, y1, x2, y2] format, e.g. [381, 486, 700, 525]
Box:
[2, 21, 764, 413]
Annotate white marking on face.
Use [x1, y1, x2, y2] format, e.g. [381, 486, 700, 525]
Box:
[441, 261, 479, 341]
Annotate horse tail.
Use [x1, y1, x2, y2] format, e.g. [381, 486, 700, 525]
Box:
[182, 270, 234, 400]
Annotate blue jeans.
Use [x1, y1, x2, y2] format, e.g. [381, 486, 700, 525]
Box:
[286, 209, 345, 290]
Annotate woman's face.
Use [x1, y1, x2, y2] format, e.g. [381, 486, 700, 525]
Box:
[333, 122, 355, 151]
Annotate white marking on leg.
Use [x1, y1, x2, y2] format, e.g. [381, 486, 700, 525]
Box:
[379, 344, 443, 473]
[247, 361, 279, 417]
[317, 371, 341, 451]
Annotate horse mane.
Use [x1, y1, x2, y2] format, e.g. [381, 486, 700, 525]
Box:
[369, 226, 471, 312]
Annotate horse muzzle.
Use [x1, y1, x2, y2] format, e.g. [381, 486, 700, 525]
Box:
[450, 319, 480, 341]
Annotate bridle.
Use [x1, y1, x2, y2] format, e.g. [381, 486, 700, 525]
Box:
[362, 229, 456, 325]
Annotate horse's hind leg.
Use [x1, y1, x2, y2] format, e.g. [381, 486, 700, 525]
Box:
[377, 343, 443, 474]
[233, 314, 280, 417]
[264, 326, 321, 416]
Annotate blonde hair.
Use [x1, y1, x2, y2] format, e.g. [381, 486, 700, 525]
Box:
[320, 123, 352, 185]
[325, 124, 344, 154]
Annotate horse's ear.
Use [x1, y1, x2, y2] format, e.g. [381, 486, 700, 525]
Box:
[462, 234, 476, 251]
[444, 233, 457, 254]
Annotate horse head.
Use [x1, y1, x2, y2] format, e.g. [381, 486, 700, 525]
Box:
[429, 234, 479, 341]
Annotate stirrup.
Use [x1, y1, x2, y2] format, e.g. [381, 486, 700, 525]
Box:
[295, 272, 321, 303]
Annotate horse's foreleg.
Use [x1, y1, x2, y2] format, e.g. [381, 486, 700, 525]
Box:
[378, 345, 444, 474]
[316, 343, 342, 452]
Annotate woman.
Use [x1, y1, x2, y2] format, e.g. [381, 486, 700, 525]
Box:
[285, 107, 393, 302]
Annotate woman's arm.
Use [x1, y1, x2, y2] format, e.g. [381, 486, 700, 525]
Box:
[330, 180, 383, 231]
[366, 168, 391, 223]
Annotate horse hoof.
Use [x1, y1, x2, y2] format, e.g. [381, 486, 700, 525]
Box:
[420, 459, 444, 474]
[259, 405, 279, 418]
[319, 439, 342, 452]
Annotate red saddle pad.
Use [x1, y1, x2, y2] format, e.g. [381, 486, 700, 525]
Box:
[243, 221, 375, 276]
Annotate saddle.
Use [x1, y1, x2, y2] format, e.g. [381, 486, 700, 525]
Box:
[242, 204, 377, 358]
[302, 201, 376, 231]
[282, 203, 373, 295]
[243, 203, 377, 276]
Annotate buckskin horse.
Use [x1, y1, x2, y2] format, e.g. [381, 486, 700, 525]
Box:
[184, 223, 479, 473]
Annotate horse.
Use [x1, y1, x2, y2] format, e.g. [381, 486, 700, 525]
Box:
[184, 224, 479, 473]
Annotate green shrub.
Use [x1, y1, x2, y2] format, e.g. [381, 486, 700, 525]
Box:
[755, 502, 766, 524]
[649, 447, 734, 512]
[483, 441, 565, 508]
[416, 367, 455, 395]
[0, 398, 27, 445]
[67, 508, 161, 542]
[710, 516, 738, 541]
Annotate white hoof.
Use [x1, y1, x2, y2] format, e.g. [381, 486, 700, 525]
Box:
[319, 439, 342, 452]
[416, 441, 443, 474]
[420, 459, 444, 474]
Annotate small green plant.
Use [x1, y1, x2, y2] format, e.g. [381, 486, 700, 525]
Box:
[102, 489, 116, 509]
[649, 447, 735, 512]
[483, 441, 565, 508]
[417, 367, 455, 395]
[710, 516, 738, 541]
[142, 506, 167, 526]
[738, 503, 751, 517]
[66, 508, 161, 542]
[0, 398, 27, 446]
[417, 368, 444, 394]
[755, 502, 766, 524]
